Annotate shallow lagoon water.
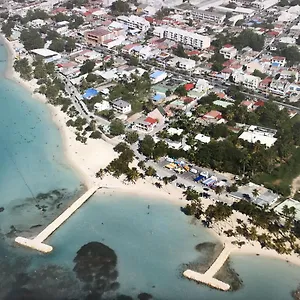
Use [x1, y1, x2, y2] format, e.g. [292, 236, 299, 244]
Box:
[0, 41, 299, 299]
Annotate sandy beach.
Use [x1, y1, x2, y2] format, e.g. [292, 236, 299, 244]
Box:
[3, 35, 300, 271]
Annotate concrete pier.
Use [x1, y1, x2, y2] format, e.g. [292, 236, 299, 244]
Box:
[15, 186, 99, 253]
[183, 246, 232, 291]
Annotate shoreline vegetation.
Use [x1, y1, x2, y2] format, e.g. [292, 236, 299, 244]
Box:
[2, 35, 300, 290]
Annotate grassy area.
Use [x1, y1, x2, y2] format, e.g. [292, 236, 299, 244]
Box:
[254, 147, 300, 196]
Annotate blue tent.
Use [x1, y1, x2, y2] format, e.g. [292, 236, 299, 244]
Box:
[83, 88, 98, 100]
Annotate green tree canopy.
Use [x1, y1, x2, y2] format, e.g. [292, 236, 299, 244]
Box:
[110, 119, 125, 136]
[111, 0, 130, 15]
[14, 58, 32, 80]
[80, 60, 95, 74]
[68, 15, 84, 29]
[139, 135, 155, 157]
[232, 29, 265, 51]
[173, 44, 187, 58]
[20, 28, 44, 50]
[125, 131, 139, 144]
[49, 38, 65, 52]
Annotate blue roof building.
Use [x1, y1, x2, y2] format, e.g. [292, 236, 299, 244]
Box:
[83, 88, 98, 100]
[153, 94, 164, 102]
[150, 70, 165, 79]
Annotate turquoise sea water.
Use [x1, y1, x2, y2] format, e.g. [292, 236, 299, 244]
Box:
[0, 41, 299, 300]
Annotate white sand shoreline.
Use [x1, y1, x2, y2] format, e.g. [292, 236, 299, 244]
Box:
[2, 35, 300, 271]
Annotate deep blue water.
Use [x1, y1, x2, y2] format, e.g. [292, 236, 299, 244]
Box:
[0, 41, 299, 300]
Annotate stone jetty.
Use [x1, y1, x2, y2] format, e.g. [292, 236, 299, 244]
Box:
[15, 186, 99, 253]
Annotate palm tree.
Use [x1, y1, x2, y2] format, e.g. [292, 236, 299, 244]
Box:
[214, 186, 224, 200]
[126, 167, 140, 183]
[155, 182, 162, 189]
[249, 226, 258, 241]
[96, 168, 105, 179]
[252, 188, 259, 199]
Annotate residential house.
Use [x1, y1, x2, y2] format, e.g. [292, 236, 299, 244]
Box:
[253, 100, 265, 110]
[237, 46, 258, 63]
[112, 99, 132, 114]
[177, 57, 196, 70]
[122, 43, 141, 55]
[203, 110, 222, 120]
[148, 107, 167, 124]
[221, 68, 233, 80]
[94, 100, 111, 111]
[139, 46, 160, 60]
[279, 70, 298, 82]
[271, 56, 286, 67]
[150, 70, 168, 84]
[240, 100, 254, 111]
[133, 116, 157, 132]
[219, 44, 237, 60]
[259, 77, 272, 91]
[195, 133, 211, 144]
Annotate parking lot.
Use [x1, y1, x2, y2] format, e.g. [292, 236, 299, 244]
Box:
[155, 157, 234, 191]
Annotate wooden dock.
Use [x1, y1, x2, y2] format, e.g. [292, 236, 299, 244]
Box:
[183, 245, 232, 291]
[15, 186, 99, 253]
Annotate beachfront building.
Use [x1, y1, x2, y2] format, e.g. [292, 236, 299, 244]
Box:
[31, 48, 61, 63]
[112, 99, 132, 114]
[116, 15, 150, 32]
[153, 26, 211, 49]
[239, 125, 277, 148]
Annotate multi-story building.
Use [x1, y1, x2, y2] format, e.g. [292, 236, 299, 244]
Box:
[189, 9, 226, 24]
[154, 26, 210, 49]
[133, 116, 157, 132]
[116, 15, 150, 32]
[219, 44, 237, 59]
[271, 56, 286, 67]
[269, 79, 290, 96]
[112, 99, 132, 114]
[232, 71, 260, 90]
[84, 27, 123, 46]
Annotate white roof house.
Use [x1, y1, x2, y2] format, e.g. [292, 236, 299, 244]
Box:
[239, 125, 277, 148]
[94, 100, 111, 111]
[167, 128, 183, 136]
[195, 133, 211, 144]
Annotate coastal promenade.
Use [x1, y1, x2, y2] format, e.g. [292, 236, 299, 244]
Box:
[15, 186, 99, 253]
[183, 245, 232, 291]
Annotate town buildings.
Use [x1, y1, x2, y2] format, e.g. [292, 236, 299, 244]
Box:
[116, 15, 150, 32]
[189, 9, 226, 24]
[154, 26, 211, 49]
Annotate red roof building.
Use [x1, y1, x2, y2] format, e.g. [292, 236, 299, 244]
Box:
[203, 110, 222, 119]
[145, 117, 157, 124]
[184, 83, 195, 91]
